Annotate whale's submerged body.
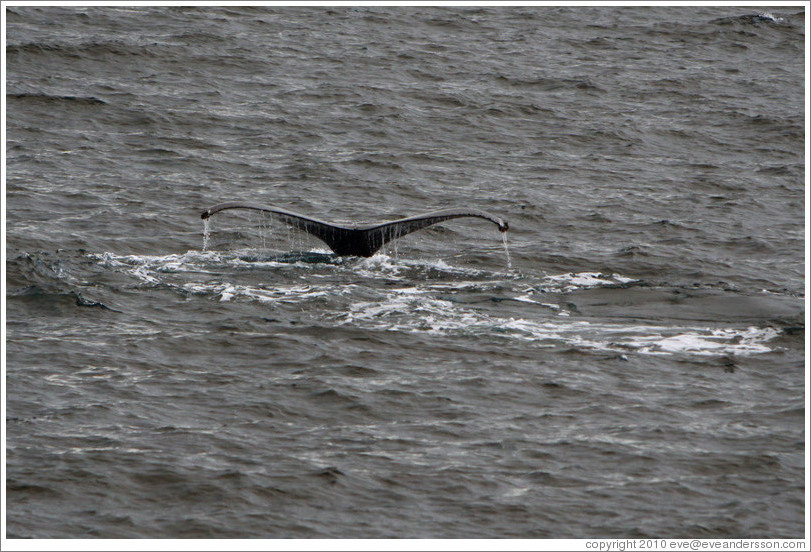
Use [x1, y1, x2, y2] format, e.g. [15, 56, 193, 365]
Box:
[201, 202, 509, 257]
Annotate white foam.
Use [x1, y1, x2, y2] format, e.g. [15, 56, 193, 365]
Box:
[93, 251, 349, 305]
[183, 281, 346, 304]
[513, 295, 538, 304]
[542, 271, 638, 293]
[92, 251, 776, 357]
[340, 291, 780, 357]
[625, 326, 780, 356]
[353, 253, 492, 280]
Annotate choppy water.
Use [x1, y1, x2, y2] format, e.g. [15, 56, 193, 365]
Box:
[5, 5, 806, 539]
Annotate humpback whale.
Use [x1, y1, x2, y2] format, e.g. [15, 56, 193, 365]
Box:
[201, 201, 509, 257]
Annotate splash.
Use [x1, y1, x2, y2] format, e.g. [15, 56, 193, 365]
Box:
[759, 12, 784, 23]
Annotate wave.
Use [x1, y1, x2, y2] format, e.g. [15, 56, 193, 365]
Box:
[6, 39, 158, 59]
[7, 92, 106, 105]
[8, 285, 122, 312]
[709, 13, 786, 26]
[494, 75, 605, 93]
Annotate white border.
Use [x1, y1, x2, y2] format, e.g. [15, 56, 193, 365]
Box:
[2, 1, 808, 550]
[2, 1, 811, 6]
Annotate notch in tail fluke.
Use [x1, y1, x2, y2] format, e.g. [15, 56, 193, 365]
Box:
[200, 201, 509, 257]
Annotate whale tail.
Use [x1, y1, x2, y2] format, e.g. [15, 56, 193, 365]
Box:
[200, 202, 508, 257]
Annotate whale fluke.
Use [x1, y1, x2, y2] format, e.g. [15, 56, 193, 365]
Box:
[200, 201, 509, 257]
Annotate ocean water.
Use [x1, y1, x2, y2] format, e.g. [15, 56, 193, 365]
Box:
[4, 5, 806, 539]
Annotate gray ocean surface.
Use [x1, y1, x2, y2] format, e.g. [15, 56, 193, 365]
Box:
[4, 5, 806, 539]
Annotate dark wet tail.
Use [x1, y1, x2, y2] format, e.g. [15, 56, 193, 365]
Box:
[200, 202, 509, 257]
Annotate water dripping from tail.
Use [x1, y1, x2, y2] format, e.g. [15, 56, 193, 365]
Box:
[388, 227, 399, 259]
[259, 212, 267, 250]
[202, 218, 210, 251]
[501, 231, 512, 269]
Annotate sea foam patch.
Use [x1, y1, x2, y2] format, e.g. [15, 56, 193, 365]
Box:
[94, 250, 232, 276]
[92, 251, 349, 305]
[541, 271, 638, 293]
[340, 289, 780, 357]
[182, 281, 348, 304]
[93, 251, 777, 356]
